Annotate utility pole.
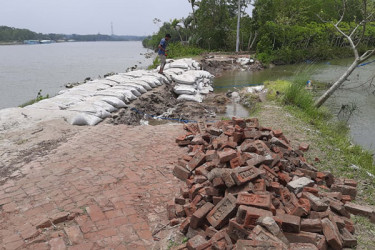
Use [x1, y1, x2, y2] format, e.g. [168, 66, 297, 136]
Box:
[236, 0, 241, 52]
[111, 22, 114, 36]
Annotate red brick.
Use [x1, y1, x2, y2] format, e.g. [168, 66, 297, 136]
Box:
[227, 219, 249, 241]
[180, 218, 190, 234]
[301, 192, 328, 212]
[236, 205, 273, 229]
[183, 204, 196, 217]
[291, 198, 310, 217]
[301, 219, 322, 233]
[49, 237, 66, 250]
[167, 201, 177, 220]
[187, 151, 206, 171]
[86, 205, 106, 222]
[204, 226, 218, 238]
[249, 225, 287, 248]
[173, 165, 191, 181]
[344, 202, 374, 218]
[231, 166, 260, 185]
[51, 212, 70, 225]
[186, 235, 210, 250]
[299, 142, 310, 151]
[206, 194, 237, 229]
[64, 225, 83, 245]
[246, 118, 260, 128]
[180, 186, 190, 198]
[284, 231, 320, 246]
[321, 217, 342, 249]
[236, 193, 271, 210]
[331, 184, 357, 199]
[236, 239, 283, 249]
[343, 179, 357, 187]
[176, 204, 186, 217]
[212, 178, 225, 188]
[229, 157, 241, 169]
[340, 227, 357, 248]
[210, 230, 233, 249]
[190, 202, 214, 229]
[289, 243, 317, 250]
[341, 195, 351, 203]
[274, 214, 301, 233]
[205, 150, 217, 162]
[217, 148, 237, 163]
[254, 179, 266, 192]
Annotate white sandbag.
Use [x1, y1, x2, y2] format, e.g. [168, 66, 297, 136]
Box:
[177, 94, 203, 103]
[172, 74, 198, 85]
[192, 62, 201, 70]
[198, 86, 213, 95]
[121, 70, 149, 78]
[88, 96, 127, 108]
[145, 73, 169, 84]
[124, 80, 152, 90]
[246, 86, 264, 94]
[94, 90, 129, 102]
[174, 84, 197, 95]
[169, 61, 189, 70]
[68, 103, 111, 119]
[70, 113, 103, 126]
[90, 100, 117, 113]
[164, 68, 185, 75]
[111, 86, 142, 97]
[237, 58, 250, 65]
[156, 64, 170, 71]
[138, 76, 162, 86]
[117, 83, 147, 94]
[190, 70, 214, 79]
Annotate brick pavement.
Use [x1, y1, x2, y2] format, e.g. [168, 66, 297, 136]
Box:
[0, 123, 187, 249]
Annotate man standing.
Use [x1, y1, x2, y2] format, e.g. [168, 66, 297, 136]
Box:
[158, 34, 171, 74]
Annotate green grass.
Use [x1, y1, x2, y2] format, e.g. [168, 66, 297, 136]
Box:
[263, 79, 375, 205]
[19, 89, 50, 108]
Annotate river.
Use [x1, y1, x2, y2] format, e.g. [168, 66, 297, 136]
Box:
[214, 57, 375, 159]
[0, 41, 154, 109]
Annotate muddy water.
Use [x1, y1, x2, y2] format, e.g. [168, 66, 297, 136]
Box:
[213, 58, 375, 158]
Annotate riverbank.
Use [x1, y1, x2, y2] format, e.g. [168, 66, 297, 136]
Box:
[1, 55, 375, 248]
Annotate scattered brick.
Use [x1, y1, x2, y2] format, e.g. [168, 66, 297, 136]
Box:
[321, 217, 343, 249]
[172, 119, 363, 249]
[173, 165, 191, 181]
[190, 202, 214, 229]
[206, 194, 237, 229]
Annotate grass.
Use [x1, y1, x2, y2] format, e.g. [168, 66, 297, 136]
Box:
[19, 89, 50, 108]
[263, 79, 375, 205]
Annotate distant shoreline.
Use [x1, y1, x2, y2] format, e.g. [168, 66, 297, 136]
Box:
[0, 40, 144, 46]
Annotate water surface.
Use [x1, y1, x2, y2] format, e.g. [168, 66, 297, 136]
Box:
[0, 41, 154, 108]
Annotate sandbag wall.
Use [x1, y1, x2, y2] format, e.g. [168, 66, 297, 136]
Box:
[160, 58, 214, 103]
[0, 58, 214, 127]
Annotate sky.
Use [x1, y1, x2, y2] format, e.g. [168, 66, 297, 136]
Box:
[0, 0, 253, 36]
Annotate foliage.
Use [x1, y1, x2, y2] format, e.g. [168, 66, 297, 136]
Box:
[145, 0, 375, 64]
[19, 90, 50, 107]
[263, 79, 375, 179]
[166, 42, 206, 58]
[0, 26, 145, 43]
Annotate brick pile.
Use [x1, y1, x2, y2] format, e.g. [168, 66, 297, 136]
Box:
[170, 117, 374, 250]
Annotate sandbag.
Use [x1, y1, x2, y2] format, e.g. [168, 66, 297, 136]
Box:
[172, 74, 197, 85]
[169, 61, 189, 70]
[68, 103, 111, 119]
[70, 113, 103, 126]
[88, 96, 127, 108]
[111, 86, 142, 97]
[177, 94, 203, 103]
[174, 84, 197, 95]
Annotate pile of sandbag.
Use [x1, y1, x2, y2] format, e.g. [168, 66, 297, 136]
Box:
[159, 58, 215, 103]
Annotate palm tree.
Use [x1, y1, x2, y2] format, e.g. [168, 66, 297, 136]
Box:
[188, 0, 200, 28]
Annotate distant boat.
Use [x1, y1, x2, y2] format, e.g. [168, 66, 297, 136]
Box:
[40, 40, 54, 44]
[24, 40, 40, 45]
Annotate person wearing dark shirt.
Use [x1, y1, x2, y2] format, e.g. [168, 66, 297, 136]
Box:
[158, 34, 171, 74]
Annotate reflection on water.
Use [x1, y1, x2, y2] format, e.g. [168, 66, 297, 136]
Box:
[213, 58, 375, 159]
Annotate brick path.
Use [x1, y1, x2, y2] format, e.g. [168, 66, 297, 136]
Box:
[0, 123, 186, 249]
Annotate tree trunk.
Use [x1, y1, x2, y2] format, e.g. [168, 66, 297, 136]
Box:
[249, 32, 258, 50]
[247, 32, 253, 51]
[315, 59, 360, 108]
[236, 0, 241, 52]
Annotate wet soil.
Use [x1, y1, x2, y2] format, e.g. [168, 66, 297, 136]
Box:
[108, 84, 231, 126]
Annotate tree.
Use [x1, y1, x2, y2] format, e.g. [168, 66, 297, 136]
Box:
[315, 0, 375, 108]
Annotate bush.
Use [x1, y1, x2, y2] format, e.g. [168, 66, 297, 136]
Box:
[167, 43, 206, 59]
[19, 90, 49, 107]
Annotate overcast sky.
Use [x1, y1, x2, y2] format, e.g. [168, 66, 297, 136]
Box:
[0, 0, 253, 36]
